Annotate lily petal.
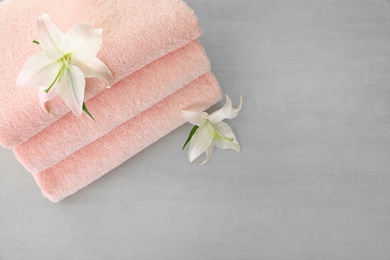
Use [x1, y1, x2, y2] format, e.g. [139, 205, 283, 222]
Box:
[36, 13, 64, 51]
[72, 56, 113, 85]
[229, 95, 243, 119]
[70, 27, 103, 59]
[65, 24, 103, 57]
[58, 65, 86, 116]
[199, 144, 214, 165]
[207, 95, 233, 123]
[44, 49, 64, 61]
[181, 110, 209, 126]
[16, 52, 62, 88]
[39, 86, 59, 112]
[212, 121, 241, 153]
[188, 125, 213, 163]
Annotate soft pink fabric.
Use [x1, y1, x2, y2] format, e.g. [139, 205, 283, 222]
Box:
[14, 41, 210, 174]
[30, 73, 222, 202]
[0, 0, 201, 148]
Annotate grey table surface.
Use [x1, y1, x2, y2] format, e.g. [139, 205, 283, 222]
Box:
[1, 0, 390, 259]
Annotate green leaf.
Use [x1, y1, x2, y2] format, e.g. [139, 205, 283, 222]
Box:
[83, 102, 96, 122]
[33, 40, 40, 45]
[182, 125, 199, 151]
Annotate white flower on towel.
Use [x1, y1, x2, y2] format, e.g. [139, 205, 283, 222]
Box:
[181, 95, 243, 165]
[16, 13, 113, 119]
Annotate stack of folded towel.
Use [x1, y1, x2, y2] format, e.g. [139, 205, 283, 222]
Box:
[0, 0, 222, 202]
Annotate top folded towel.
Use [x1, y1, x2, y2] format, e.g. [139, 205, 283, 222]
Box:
[0, 0, 201, 148]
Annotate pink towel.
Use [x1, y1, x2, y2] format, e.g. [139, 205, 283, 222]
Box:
[0, 0, 201, 148]
[14, 41, 211, 174]
[0, 0, 223, 202]
[29, 72, 222, 202]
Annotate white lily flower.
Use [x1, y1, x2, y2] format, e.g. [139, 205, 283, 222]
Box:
[16, 13, 113, 116]
[181, 95, 243, 165]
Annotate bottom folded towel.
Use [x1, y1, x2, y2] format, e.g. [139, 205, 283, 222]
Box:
[24, 72, 222, 202]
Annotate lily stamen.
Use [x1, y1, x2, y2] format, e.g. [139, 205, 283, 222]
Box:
[45, 64, 66, 93]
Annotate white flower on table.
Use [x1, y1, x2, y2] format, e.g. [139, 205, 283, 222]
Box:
[181, 95, 243, 165]
[16, 13, 113, 118]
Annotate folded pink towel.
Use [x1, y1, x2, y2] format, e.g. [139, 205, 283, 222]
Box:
[1, 0, 222, 202]
[27, 72, 221, 202]
[0, 0, 201, 148]
[14, 41, 211, 174]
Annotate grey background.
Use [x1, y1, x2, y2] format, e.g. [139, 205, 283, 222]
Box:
[1, 0, 390, 259]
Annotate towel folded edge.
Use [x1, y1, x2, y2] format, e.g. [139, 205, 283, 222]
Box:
[33, 72, 222, 202]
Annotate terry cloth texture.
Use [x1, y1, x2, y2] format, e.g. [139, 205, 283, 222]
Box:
[0, 0, 223, 202]
[30, 72, 222, 202]
[14, 41, 211, 174]
[0, 0, 201, 148]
